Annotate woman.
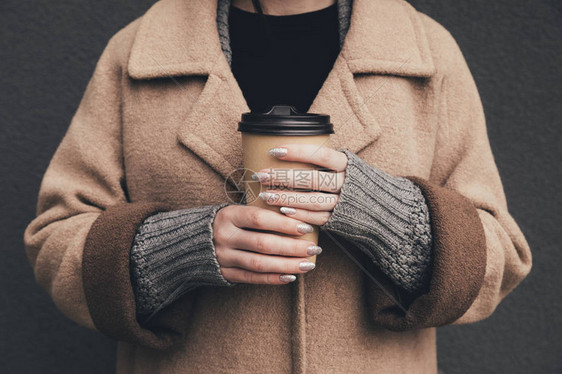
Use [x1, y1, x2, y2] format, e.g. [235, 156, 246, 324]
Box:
[24, 0, 532, 372]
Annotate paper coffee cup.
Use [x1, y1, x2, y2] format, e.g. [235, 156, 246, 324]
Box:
[237, 105, 335, 264]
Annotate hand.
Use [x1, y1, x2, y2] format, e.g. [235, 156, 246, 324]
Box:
[253, 144, 348, 226]
[213, 204, 322, 285]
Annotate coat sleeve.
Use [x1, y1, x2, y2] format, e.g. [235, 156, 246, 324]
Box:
[22, 32, 192, 350]
[364, 29, 532, 330]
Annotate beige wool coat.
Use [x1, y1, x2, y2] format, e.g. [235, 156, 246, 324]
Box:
[23, 0, 532, 373]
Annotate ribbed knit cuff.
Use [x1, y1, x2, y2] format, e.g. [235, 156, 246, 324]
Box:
[130, 203, 236, 322]
[322, 149, 433, 293]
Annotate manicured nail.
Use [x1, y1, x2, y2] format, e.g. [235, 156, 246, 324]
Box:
[251, 172, 270, 182]
[269, 147, 288, 157]
[280, 207, 296, 215]
[299, 261, 316, 271]
[306, 245, 322, 255]
[258, 192, 278, 203]
[297, 223, 314, 234]
[280, 274, 296, 283]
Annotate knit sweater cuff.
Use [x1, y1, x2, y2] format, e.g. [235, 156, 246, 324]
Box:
[322, 149, 433, 293]
[130, 203, 236, 323]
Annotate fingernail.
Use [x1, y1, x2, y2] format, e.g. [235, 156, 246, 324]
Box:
[269, 147, 288, 157]
[297, 223, 314, 234]
[299, 261, 316, 271]
[258, 192, 278, 202]
[280, 274, 296, 283]
[251, 172, 270, 182]
[280, 207, 296, 215]
[306, 245, 322, 255]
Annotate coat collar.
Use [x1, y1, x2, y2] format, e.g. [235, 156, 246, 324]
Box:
[126, 0, 435, 181]
[128, 0, 435, 79]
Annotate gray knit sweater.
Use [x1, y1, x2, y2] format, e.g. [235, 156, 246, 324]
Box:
[129, 0, 433, 323]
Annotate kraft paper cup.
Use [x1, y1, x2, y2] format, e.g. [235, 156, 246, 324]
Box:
[237, 105, 335, 264]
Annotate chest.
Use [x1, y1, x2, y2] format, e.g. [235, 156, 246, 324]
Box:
[229, 6, 340, 113]
[120, 56, 441, 208]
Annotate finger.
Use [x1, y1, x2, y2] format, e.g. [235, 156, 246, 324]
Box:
[279, 207, 332, 226]
[254, 168, 345, 193]
[259, 189, 338, 211]
[220, 267, 297, 285]
[226, 230, 320, 257]
[218, 247, 317, 274]
[269, 143, 348, 172]
[226, 205, 314, 236]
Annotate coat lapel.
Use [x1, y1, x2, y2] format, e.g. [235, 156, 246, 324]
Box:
[175, 59, 248, 180]
[126, 0, 435, 181]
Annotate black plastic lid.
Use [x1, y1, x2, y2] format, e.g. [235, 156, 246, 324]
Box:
[237, 105, 334, 135]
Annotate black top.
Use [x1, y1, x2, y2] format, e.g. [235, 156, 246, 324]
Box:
[229, 3, 340, 114]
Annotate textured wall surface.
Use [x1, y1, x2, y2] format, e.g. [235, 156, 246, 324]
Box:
[1, 0, 560, 373]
